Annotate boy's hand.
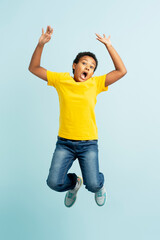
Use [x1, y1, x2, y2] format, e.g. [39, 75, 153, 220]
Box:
[95, 33, 112, 47]
[38, 26, 54, 46]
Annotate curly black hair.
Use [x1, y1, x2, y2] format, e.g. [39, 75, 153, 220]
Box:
[72, 52, 98, 74]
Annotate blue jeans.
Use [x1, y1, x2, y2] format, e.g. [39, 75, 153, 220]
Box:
[46, 136, 104, 193]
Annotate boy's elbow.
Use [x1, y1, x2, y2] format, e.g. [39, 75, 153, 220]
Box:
[28, 66, 34, 73]
[122, 69, 127, 76]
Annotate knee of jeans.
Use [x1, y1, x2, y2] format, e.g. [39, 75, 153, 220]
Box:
[85, 182, 101, 193]
[46, 176, 63, 192]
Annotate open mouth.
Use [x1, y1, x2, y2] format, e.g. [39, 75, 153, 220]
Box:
[80, 72, 88, 80]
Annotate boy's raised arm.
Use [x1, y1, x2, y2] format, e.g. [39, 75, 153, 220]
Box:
[95, 33, 127, 87]
[28, 26, 53, 81]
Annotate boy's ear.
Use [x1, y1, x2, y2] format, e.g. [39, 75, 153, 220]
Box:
[72, 63, 76, 70]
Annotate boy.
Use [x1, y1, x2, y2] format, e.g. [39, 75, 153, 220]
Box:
[28, 25, 127, 207]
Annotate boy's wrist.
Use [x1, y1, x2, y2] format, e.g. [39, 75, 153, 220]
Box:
[38, 42, 45, 47]
[105, 43, 112, 48]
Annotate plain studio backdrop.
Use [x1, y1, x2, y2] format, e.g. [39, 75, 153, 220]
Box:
[0, 0, 160, 239]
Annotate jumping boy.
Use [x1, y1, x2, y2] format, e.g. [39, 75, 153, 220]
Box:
[28, 25, 127, 207]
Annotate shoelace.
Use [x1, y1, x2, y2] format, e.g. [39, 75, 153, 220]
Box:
[97, 190, 103, 197]
[68, 192, 74, 199]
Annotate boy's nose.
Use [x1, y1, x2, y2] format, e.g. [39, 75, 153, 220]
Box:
[85, 66, 89, 71]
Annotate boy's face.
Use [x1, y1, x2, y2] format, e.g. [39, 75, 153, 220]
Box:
[72, 56, 96, 82]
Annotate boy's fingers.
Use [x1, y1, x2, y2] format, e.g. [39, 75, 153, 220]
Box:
[96, 38, 103, 42]
[42, 28, 44, 34]
[46, 25, 50, 33]
[46, 26, 53, 35]
[95, 33, 102, 38]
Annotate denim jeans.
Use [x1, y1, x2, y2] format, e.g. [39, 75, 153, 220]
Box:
[46, 136, 104, 193]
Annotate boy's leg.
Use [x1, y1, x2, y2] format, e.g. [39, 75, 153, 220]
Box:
[77, 140, 106, 206]
[46, 137, 77, 192]
[77, 140, 104, 192]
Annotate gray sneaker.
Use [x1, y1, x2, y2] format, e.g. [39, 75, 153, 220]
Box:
[95, 186, 107, 206]
[64, 176, 83, 207]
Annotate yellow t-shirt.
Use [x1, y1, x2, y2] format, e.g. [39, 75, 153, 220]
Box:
[47, 71, 108, 140]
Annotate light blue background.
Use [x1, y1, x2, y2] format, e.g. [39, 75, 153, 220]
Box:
[0, 0, 160, 239]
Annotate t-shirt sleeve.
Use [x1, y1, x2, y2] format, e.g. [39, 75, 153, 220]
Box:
[94, 74, 108, 95]
[47, 71, 68, 88]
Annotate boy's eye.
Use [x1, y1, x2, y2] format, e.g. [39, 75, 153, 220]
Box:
[82, 62, 86, 65]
